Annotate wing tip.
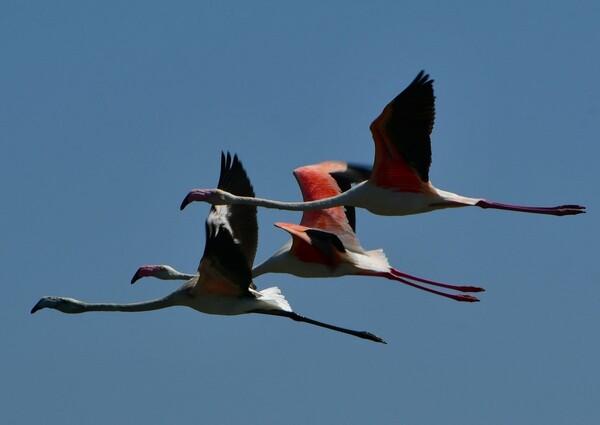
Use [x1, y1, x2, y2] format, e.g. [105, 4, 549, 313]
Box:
[216, 151, 255, 198]
[413, 69, 433, 86]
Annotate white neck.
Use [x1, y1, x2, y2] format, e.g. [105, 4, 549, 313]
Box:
[81, 298, 175, 312]
[219, 183, 363, 211]
[53, 295, 181, 314]
[166, 270, 196, 281]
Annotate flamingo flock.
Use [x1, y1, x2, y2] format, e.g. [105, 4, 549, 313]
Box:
[32, 71, 585, 344]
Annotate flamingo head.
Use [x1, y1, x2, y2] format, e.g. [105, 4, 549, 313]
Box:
[180, 189, 227, 210]
[130, 265, 178, 284]
[31, 296, 84, 314]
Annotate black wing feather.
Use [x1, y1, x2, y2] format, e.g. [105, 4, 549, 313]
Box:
[197, 152, 258, 291]
[381, 70, 435, 182]
[306, 229, 346, 253]
[201, 221, 252, 291]
[304, 229, 346, 270]
[212, 152, 258, 269]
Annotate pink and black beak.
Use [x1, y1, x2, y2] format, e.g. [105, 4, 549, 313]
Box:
[130, 265, 161, 284]
[180, 189, 211, 210]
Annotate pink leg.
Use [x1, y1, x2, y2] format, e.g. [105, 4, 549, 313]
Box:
[365, 271, 480, 303]
[390, 268, 484, 293]
[476, 200, 585, 216]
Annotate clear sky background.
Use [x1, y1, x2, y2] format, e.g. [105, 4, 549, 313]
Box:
[3, 1, 599, 424]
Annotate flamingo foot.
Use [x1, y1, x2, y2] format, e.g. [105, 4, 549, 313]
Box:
[453, 285, 485, 293]
[453, 294, 480, 302]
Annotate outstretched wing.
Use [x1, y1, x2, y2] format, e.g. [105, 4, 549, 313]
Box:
[369, 70, 435, 191]
[195, 220, 253, 296]
[212, 152, 258, 269]
[192, 152, 258, 294]
[292, 162, 365, 252]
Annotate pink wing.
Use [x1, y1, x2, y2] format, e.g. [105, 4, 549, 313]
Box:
[292, 161, 364, 253]
[369, 71, 434, 193]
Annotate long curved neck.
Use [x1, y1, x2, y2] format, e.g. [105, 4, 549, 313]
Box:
[166, 271, 196, 281]
[71, 296, 177, 313]
[220, 184, 361, 211]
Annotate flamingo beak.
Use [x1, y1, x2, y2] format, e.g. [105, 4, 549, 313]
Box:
[180, 189, 210, 210]
[130, 269, 144, 284]
[180, 196, 190, 210]
[130, 266, 157, 284]
[31, 300, 44, 314]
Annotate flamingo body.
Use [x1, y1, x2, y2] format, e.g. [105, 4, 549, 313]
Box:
[253, 225, 390, 279]
[331, 181, 477, 216]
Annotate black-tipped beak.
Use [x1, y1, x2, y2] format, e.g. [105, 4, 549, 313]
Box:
[180, 193, 191, 211]
[31, 301, 43, 314]
[130, 271, 142, 284]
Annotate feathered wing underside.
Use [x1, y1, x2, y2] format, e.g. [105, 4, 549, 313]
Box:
[369, 70, 435, 191]
[292, 162, 366, 251]
[193, 220, 253, 296]
[192, 152, 258, 295]
[213, 152, 258, 268]
[293, 163, 353, 232]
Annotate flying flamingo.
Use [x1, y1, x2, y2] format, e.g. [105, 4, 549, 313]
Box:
[180, 71, 585, 218]
[134, 161, 483, 302]
[31, 153, 385, 344]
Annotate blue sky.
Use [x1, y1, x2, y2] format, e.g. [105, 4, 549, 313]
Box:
[3, 1, 599, 424]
